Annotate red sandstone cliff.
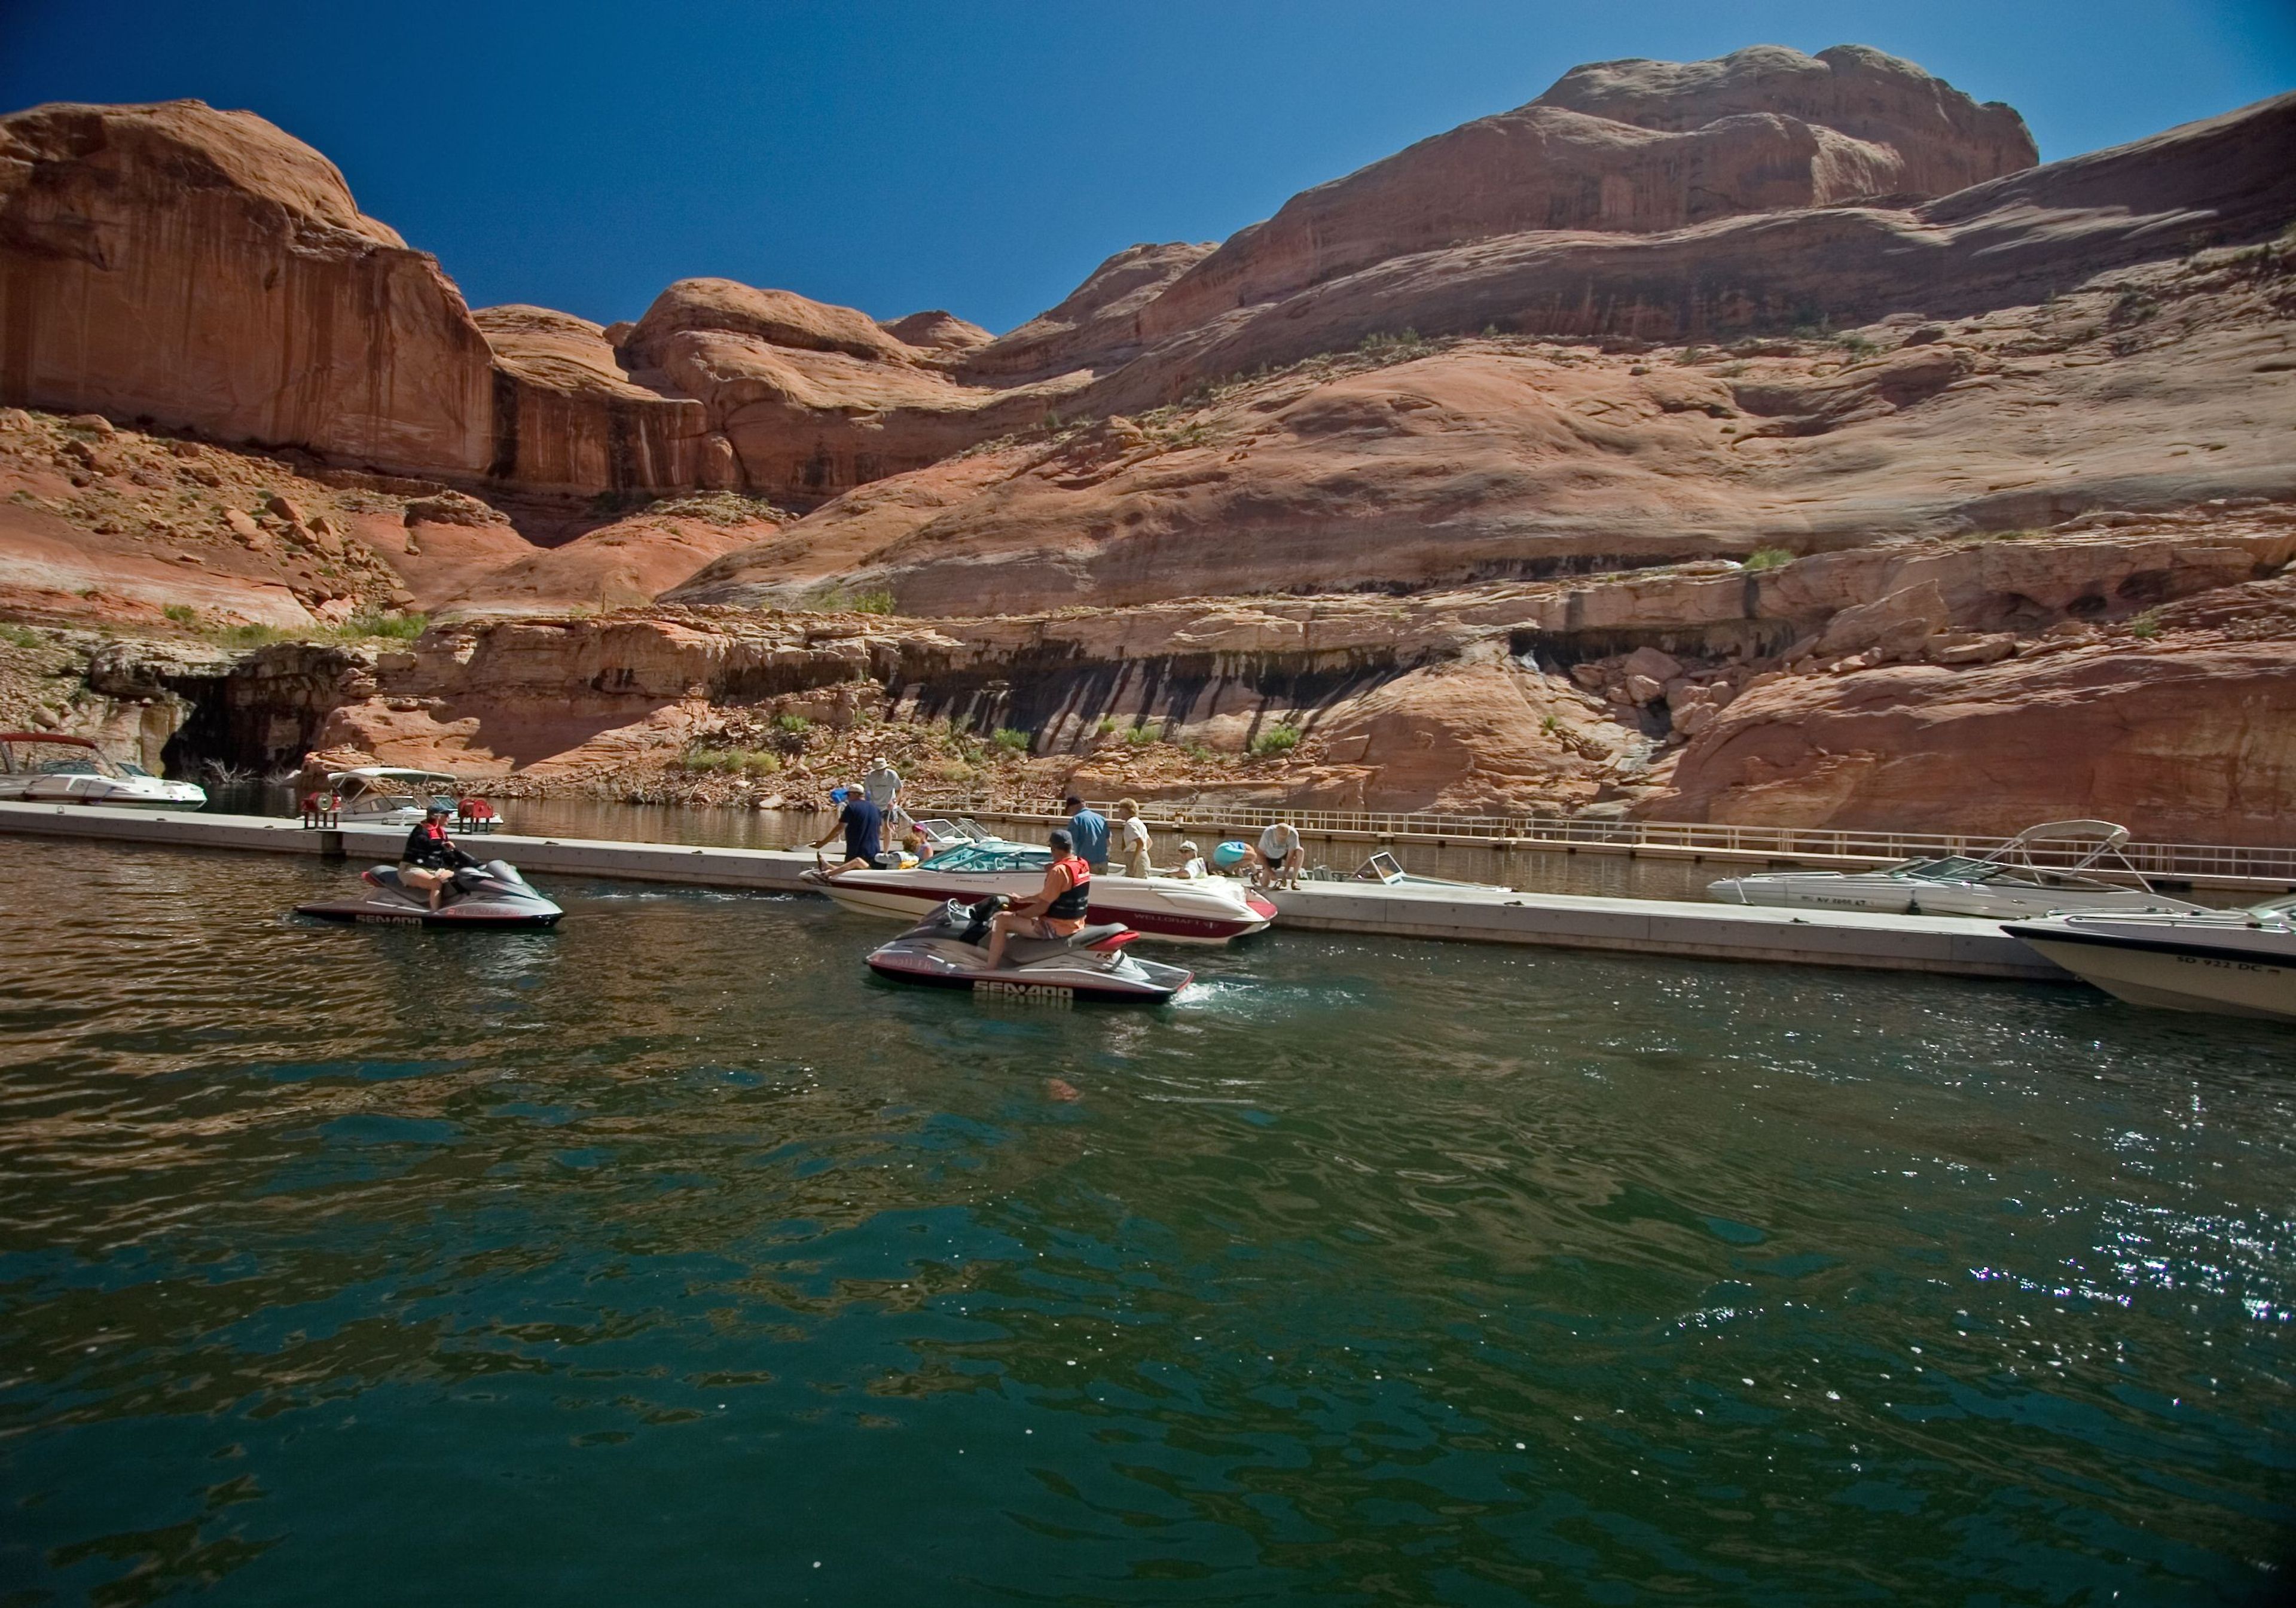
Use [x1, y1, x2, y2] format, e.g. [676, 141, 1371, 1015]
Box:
[0, 101, 496, 478]
[4, 49, 2294, 842]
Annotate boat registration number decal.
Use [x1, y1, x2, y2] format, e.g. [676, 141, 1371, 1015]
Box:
[974, 980, 1075, 1005]
[354, 914, 423, 925]
[2174, 954, 2275, 974]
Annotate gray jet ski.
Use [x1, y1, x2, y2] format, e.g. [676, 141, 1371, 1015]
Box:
[866, 896, 1192, 1004]
[295, 860, 564, 929]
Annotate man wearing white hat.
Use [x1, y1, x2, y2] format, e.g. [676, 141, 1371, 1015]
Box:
[863, 755, 903, 826]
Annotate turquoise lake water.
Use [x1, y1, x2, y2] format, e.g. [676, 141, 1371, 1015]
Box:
[1, 840, 2289, 1604]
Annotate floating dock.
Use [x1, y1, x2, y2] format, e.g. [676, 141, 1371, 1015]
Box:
[0, 802, 2068, 983]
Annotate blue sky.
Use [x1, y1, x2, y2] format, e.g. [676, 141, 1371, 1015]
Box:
[3, 1, 2291, 334]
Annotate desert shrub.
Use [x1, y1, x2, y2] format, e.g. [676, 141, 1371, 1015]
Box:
[991, 727, 1031, 755]
[1836, 332, 1877, 358]
[1095, 715, 1118, 736]
[2111, 289, 2160, 325]
[1742, 547, 1796, 572]
[1250, 722, 1302, 756]
[163, 603, 198, 624]
[2127, 609, 2161, 640]
[1123, 725, 1158, 747]
[1540, 713, 1561, 734]
[0, 623, 41, 649]
[773, 713, 811, 734]
[341, 611, 426, 640]
[1358, 328, 1431, 362]
[848, 590, 896, 615]
[680, 746, 781, 776]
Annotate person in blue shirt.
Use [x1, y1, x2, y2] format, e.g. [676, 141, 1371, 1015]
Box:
[1064, 793, 1109, 872]
[807, 785, 883, 874]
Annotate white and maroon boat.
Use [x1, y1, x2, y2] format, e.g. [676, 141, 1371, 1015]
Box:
[0, 733, 206, 809]
[818, 837, 1276, 945]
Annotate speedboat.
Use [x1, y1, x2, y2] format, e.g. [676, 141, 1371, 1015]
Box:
[319, 768, 505, 831]
[1305, 850, 1513, 893]
[1708, 820, 2203, 920]
[865, 896, 1193, 1004]
[816, 837, 1275, 945]
[2005, 896, 2295, 1023]
[0, 733, 205, 809]
[295, 859, 563, 929]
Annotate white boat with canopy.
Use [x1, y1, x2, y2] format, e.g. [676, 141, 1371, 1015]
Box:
[315, 768, 505, 831]
[815, 821, 1277, 945]
[1708, 820, 2205, 920]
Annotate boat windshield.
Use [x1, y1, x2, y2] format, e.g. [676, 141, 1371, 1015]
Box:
[30, 756, 110, 777]
[116, 761, 154, 778]
[1354, 853, 1408, 885]
[1895, 856, 2004, 883]
[2246, 893, 2296, 921]
[919, 843, 1052, 872]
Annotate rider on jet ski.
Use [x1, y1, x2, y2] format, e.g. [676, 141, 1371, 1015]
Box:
[399, 803, 478, 910]
[984, 826, 1092, 968]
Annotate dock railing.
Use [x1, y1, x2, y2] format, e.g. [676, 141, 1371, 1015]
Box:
[909, 795, 2296, 890]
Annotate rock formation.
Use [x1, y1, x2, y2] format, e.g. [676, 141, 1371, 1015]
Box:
[0, 100, 496, 478]
[674, 244, 2296, 614]
[4, 46, 2294, 844]
[879, 310, 993, 352]
[1140, 45, 2036, 337]
[955, 242, 1216, 382]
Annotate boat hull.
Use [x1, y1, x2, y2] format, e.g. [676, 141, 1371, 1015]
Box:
[1714, 874, 2198, 920]
[0, 780, 206, 810]
[2007, 926, 2296, 1023]
[294, 898, 563, 929]
[822, 870, 1273, 944]
[865, 943, 1192, 1004]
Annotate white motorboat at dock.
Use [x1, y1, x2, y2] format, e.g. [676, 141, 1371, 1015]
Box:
[816, 832, 1276, 945]
[1707, 820, 2206, 921]
[0, 733, 204, 810]
[2004, 897, 2296, 1023]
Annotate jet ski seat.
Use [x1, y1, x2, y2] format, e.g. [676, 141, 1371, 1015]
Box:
[1000, 922, 1130, 965]
[360, 864, 471, 905]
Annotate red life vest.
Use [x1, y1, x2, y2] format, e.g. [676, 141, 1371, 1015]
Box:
[1046, 854, 1092, 919]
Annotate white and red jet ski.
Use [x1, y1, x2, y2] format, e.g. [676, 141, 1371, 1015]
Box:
[865, 896, 1193, 1005]
[295, 861, 564, 929]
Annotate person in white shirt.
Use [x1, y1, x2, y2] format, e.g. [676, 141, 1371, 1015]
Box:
[1115, 797, 1153, 878]
[863, 756, 903, 825]
[1171, 840, 1207, 880]
[1250, 820, 1304, 888]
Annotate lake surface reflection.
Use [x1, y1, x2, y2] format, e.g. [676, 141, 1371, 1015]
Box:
[1, 840, 2289, 1604]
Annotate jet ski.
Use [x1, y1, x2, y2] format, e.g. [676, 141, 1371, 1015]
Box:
[295, 860, 564, 929]
[865, 896, 1193, 1004]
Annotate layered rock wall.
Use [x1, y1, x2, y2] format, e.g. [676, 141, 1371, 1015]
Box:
[0, 101, 496, 477]
[1140, 45, 2037, 337]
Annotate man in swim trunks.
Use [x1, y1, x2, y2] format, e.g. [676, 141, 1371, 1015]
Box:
[985, 827, 1093, 969]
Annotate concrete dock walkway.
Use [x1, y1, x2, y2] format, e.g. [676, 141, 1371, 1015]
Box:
[0, 801, 2068, 983]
